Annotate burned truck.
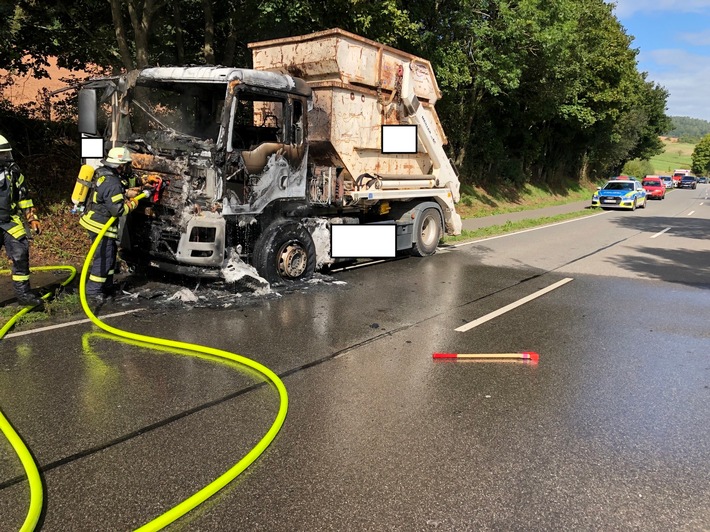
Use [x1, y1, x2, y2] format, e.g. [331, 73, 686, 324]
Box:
[77, 28, 463, 283]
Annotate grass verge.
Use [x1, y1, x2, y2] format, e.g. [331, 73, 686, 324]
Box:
[0, 293, 81, 331]
[456, 180, 600, 219]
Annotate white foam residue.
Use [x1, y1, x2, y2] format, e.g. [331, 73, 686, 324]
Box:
[306, 273, 346, 286]
[310, 218, 332, 270]
[168, 288, 199, 303]
[221, 249, 271, 291]
[254, 287, 280, 297]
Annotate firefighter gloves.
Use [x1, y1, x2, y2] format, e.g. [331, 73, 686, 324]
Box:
[25, 208, 41, 235]
[124, 197, 139, 213]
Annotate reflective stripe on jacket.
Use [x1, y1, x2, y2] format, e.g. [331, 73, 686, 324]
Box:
[0, 163, 33, 237]
[79, 167, 127, 238]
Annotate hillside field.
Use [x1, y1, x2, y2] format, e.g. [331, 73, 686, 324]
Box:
[650, 140, 695, 174]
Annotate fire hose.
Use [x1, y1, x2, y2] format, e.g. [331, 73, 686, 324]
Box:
[0, 265, 76, 531]
[1, 191, 289, 530]
[0, 265, 77, 339]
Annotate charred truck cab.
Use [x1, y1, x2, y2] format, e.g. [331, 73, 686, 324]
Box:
[77, 29, 463, 284]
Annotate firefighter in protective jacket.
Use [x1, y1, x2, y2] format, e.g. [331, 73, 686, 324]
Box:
[80, 146, 140, 301]
[0, 135, 42, 307]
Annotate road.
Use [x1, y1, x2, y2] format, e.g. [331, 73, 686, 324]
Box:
[1, 186, 709, 530]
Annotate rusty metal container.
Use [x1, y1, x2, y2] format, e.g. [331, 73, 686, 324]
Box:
[249, 28, 450, 181]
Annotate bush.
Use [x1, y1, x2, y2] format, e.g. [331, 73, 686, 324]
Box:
[0, 99, 85, 270]
[621, 159, 654, 178]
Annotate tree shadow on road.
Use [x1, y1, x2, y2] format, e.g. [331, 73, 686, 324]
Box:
[605, 246, 710, 289]
[603, 208, 710, 288]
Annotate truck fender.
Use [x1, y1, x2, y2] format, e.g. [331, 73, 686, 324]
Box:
[394, 200, 444, 230]
[392, 200, 444, 255]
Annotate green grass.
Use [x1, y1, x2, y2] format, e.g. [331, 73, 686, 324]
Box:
[649, 140, 695, 175]
[0, 292, 82, 331]
[456, 181, 599, 219]
[443, 209, 597, 244]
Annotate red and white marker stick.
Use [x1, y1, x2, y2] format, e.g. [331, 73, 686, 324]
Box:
[432, 352, 539, 362]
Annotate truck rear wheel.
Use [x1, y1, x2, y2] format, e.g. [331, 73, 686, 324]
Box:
[253, 220, 316, 284]
[411, 208, 442, 257]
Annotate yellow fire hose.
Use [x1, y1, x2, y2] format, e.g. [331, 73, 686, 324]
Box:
[0, 408, 42, 532]
[0, 265, 76, 531]
[0, 265, 77, 339]
[1, 192, 289, 530]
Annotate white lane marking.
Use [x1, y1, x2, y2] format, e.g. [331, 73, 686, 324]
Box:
[455, 278, 574, 332]
[4, 309, 143, 339]
[688, 211, 695, 216]
[452, 212, 607, 248]
[650, 227, 671, 239]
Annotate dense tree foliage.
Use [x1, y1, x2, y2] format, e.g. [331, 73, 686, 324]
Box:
[1, 0, 670, 186]
[667, 116, 710, 143]
[691, 134, 710, 176]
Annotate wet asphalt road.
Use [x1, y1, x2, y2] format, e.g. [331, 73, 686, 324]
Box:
[1, 187, 709, 531]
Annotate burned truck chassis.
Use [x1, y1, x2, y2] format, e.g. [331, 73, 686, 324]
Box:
[122, 189, 443, 283]
[79, 30, 463, 284]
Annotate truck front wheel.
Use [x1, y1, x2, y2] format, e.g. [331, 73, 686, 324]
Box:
[253, 221, 316, 284]
[411, 208, 442, 257]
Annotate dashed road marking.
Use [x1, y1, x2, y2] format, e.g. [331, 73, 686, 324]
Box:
[455, 278, 574, 332]
[650, 228, 671, 239]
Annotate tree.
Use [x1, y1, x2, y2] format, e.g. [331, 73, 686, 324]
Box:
[691, 134, 710, 176]
[1, 0, 671, 188]
[668, 116, 710, 141]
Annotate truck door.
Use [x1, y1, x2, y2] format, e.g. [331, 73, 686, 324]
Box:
[224, 87, 307, 212]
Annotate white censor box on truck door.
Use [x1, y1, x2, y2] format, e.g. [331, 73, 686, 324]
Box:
[331, 225, 396, 258]
[381, 125, 418, 154]
[81, 135, 104, 159]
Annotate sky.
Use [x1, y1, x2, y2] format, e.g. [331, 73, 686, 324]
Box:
[611, 0, 710, 122]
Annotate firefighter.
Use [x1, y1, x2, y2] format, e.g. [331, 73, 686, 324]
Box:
[79, 146, 140, 302]
[0, 135, 43, 307]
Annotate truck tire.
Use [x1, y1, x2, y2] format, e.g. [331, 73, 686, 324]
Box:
[411, 208, 442, 257]
[253, 220, 316, 284]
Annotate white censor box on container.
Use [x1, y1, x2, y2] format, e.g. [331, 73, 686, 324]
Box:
[381, 125, 418, 154]
[331, 225, 396, 258]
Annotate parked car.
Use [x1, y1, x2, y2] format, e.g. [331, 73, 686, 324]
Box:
[672, 172, 688, 187]
[661, 176, 674, 188]
[680, 175, 697, 189]
[592, 180, 648, 210]
[698, 177, 707, 184]
[642, 177, 666, 199]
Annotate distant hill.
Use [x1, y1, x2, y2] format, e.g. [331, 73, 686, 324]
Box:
[666, 116, 710, 142]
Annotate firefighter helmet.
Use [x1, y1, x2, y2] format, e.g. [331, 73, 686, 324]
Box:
[103, 146, 132, 167]
[0, 135, 12, 152]
[0, 135, 12, 161]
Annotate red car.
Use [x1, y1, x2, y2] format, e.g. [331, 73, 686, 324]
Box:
[642, 176, 666, 199]
[672, 172, 687, 187]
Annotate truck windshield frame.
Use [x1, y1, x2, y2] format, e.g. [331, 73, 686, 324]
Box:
[124, 81, 228, 143]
